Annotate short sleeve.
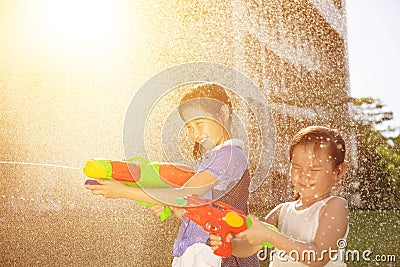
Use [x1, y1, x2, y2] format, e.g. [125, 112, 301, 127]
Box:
[196, 145, 248, 191]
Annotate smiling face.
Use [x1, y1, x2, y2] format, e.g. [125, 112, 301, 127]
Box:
[185, 117, 229, 150]
[290, 142, 339, 203]
[178, 83, 233, 158]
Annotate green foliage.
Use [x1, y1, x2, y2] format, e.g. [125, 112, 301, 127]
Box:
[350, 97, 400, 210]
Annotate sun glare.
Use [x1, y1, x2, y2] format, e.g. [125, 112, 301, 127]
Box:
[32, 0, 131, 56]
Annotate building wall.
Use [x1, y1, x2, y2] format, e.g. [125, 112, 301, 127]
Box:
[229, 0, 353, 206]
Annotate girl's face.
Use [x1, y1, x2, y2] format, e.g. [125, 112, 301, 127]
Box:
[290, 142, 339, 202]
[185, 117, 228, 149]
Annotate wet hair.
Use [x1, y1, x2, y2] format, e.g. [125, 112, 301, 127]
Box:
[289, 126, 346, 200]
[179, 83, 232, 159]
[289, 126, 346, 168]
[179, 82, 232, 109]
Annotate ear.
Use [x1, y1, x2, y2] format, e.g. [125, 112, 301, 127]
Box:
[218, 104, 231, 126]
[334, 162, 348, 181]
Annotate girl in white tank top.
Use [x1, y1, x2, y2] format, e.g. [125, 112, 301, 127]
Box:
[210, 126, 350, 267]
[270, 195, 348, 266]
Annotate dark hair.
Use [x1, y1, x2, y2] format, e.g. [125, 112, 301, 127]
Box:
[179, 83, 232, 159]
[289, 126, 346, 168]
[179, 82, 232, 108]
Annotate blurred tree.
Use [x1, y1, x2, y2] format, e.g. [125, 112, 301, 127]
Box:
[350, 97, 400, 210]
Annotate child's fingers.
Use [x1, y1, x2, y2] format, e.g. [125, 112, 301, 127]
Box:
[209, 234, 221, 242]
[84, 184, 103, 190]
[90, 190, 105, 196]
[209, 234, 222, 251]
[96, 179, 116, 185]
[226, 233, 234, 242]
[170, 206, 184, 218]
[235, 231, 245, 239]
[84, 179, 106, 189]
[170, 206, 179, 212]
[236, 229, 250, 241]
[149, 205, 164, 217]
[149, 205, 164, 211]
[84, 180, 110, 196]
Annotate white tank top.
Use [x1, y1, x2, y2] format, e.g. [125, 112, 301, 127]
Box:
[269, 196, 348, 267]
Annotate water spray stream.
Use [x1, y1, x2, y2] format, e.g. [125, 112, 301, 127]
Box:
[0, 161, 94, 213]
[0, 161, 81, 170]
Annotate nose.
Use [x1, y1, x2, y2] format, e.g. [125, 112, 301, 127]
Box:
[298, 170, 312, 182]
[189, 126, 202, 141]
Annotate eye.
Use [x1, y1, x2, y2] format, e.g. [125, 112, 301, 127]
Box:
[310, 168, 323, 173]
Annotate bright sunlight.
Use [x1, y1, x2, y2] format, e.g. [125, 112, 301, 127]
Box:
[23, 0, 132, 57]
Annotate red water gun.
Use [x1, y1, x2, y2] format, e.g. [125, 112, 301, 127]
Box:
[183, 194, 278, 258]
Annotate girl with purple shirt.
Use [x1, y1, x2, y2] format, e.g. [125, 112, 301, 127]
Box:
[86, 83, 259, 267]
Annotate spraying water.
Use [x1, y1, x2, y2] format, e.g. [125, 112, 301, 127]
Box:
[0, 161, 81, 170]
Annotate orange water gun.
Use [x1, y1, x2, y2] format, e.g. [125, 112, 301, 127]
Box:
[181, 194, 279, 258]
[83, 157, 195, 220]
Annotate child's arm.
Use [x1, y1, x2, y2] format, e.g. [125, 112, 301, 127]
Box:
[85, 170, 218, 205]
[237, 197, 348, 266]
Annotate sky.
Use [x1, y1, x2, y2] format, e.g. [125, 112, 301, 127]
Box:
[346, 0, 400, 135]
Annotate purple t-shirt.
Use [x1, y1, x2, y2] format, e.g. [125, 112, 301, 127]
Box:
[172, 140, 247, 257]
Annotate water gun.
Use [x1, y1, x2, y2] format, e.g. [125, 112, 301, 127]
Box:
[83, 157, 195, 221]
[181, 194, 279, 258]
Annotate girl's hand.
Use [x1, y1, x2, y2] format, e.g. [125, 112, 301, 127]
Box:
[236, 215, 271, 246]
[84, 179, 128, 199]
[170, 206, 184, 219]
[149, 205, 165, 218]
[150, 205, 183, 219]
[209, 233, 234, 252]
[209, 234, 222, 252]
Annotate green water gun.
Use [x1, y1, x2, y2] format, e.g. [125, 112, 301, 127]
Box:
[83, 157, 195, 221]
